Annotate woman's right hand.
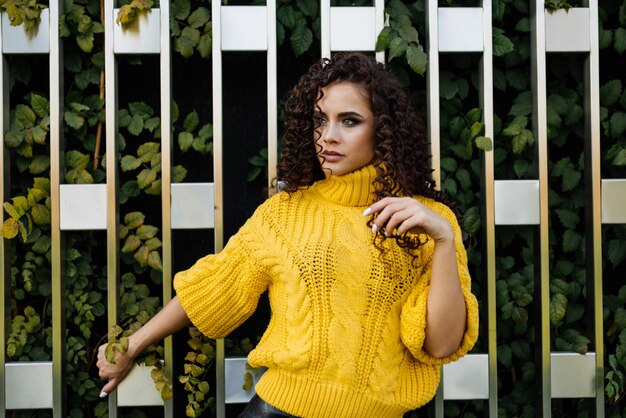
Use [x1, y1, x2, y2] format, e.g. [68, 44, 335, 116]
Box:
[96, 338, 137, 397]
[95, 296, 192, 397]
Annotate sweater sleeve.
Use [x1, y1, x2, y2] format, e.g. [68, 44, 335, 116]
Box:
[400, 203, 479, 366]
[173, 214, 271, 339]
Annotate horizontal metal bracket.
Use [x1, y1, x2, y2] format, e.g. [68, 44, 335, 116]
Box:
[601, 179, 626, 224]
[113, 8, 161, 54]
[6, 362, 53, 409]
[438, 8, 484, 52]
[550, 352, 596, 398]
[1, 8, 50, 54]
[494, 180, 540, 225]
[330, 7, 377, 52]
[221, 6, 268, 51]
[545, 8, 590, 52]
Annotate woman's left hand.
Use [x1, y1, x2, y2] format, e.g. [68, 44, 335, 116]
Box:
[364, 197, 454, 244]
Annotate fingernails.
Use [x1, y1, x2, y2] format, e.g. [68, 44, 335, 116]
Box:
[383, 230, 389, 237]
[363, 207, 372, 216]
[372, 224, 378, 233]
[99, 391, 108, 398]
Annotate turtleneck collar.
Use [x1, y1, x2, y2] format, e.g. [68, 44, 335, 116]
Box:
[309, 165, 377, 207]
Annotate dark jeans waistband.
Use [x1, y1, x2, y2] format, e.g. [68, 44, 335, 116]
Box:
[238, 394, 299, 418]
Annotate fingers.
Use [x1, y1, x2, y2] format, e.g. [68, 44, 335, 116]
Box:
[365, 197, 421, 237]
[100, 378, 119, 398]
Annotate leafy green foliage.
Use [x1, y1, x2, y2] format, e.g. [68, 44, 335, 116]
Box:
[376, 0, 427, 74]
[277, 0, 319, 56]
[116, 0, 155, 29]
[171, 0, 212, 59]
[120, 211, 163, 272]
[0, 0, 46, 35]
[180, 327, 216, 417]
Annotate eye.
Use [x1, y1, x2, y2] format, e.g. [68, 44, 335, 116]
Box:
[342, 118, 359, 126]
[314, 116, 327, 126]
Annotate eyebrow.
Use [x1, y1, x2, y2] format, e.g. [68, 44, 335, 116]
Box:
[313, 110, 365, 119]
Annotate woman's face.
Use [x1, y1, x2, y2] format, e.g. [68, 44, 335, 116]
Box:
[314, 81, 376, 176]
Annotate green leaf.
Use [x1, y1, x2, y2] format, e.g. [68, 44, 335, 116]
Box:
[508, 91, 532, 117]
[493, 32, 514, 56]
[506, 68, 526, 90]
[137, 225, 158, 240]
[128, 102, 154, 120]
[600, 80, 622, 107]
[4, 129, 24, 148]
[607, 239, 626, 267]
[172, 0, 191, 20]
[30, 94, 50, 118]
[389, 37, 408, 60]
[134, 245, 150, 267]
[562, 230, 582, 253]
[555, 209, 579, 229]
[148, 251, 163, 272]
[31, 125, 47, 145]
[562, 166, 581, 192]
[550, 293, 568, 325]
[277, 5, 298, 30]
[65, 151, 88, 171]
[31, 204, 51, 225]
[121, 155, 142, 172]
[1, 218, 19, 239]
[405, 44, 427, 75]
[144, 117, 160, 133]
[376, 26, 394, 52]
[188, 7, 210, 28]
[178, 132, 193, 152]
[497, 344, 512, 367]
[297, 0, 318, 18]
[15, 104, 36, 128]
[29, 155, 50, 174]
[137, 168, 158, 189]
[502, 116, 528, 137]
[137, 142, 160, 162]
[511, 129, 532, 154]
[475, 136, 493, 151]
[32, 234, 51, 254]
[182, 26, 201, 46]
[124, 211, 145, 229]
[64, 111, 85, 130]
[197, 33, 212, 58]
[122, 235, 142, 253]
[290, 24, 312, 57]
[76, 32, 94, 53]
[172, 165, 188, 183]
[183, 111, 200, 132]
[609, 112, 626, 138]
[176, 35, 195, 58]
[127, 114, 144, 136]
[615, 27, 626, 54]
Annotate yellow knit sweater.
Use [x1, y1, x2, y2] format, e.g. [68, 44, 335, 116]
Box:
[174, 165, 479, 417]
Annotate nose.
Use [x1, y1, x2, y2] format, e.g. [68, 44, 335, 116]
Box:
[321, 122, 339, 144]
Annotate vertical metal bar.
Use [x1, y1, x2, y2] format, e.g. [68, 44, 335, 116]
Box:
[426, 0, 441, 190]
[50, 1, 66, 416]
[321, 0, 331, 59]
[583, 1, 604, 415]
[159, 2, 174, 417]
[530, 2, 551, 416]
[479, 2, 498, 417]
[374, 0, 385, 64]
[267, 0, 277, 191]
[0, 36, 9, 418]
[105, 1, 120, 415]
[426, 2, 443, 417]
[212, 1, 225, 417]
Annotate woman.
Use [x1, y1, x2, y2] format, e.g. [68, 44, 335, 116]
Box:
[97, 52, 479, 417]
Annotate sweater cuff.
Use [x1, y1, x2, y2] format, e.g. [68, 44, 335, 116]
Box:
[401, 284, 479, 366]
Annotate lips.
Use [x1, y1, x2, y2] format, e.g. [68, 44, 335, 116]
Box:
[321, 151, 343, 162]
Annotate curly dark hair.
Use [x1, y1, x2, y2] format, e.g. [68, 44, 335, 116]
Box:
[276, 52, 448, 253]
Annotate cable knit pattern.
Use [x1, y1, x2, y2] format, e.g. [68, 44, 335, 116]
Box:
[174, 165, 479, 418]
